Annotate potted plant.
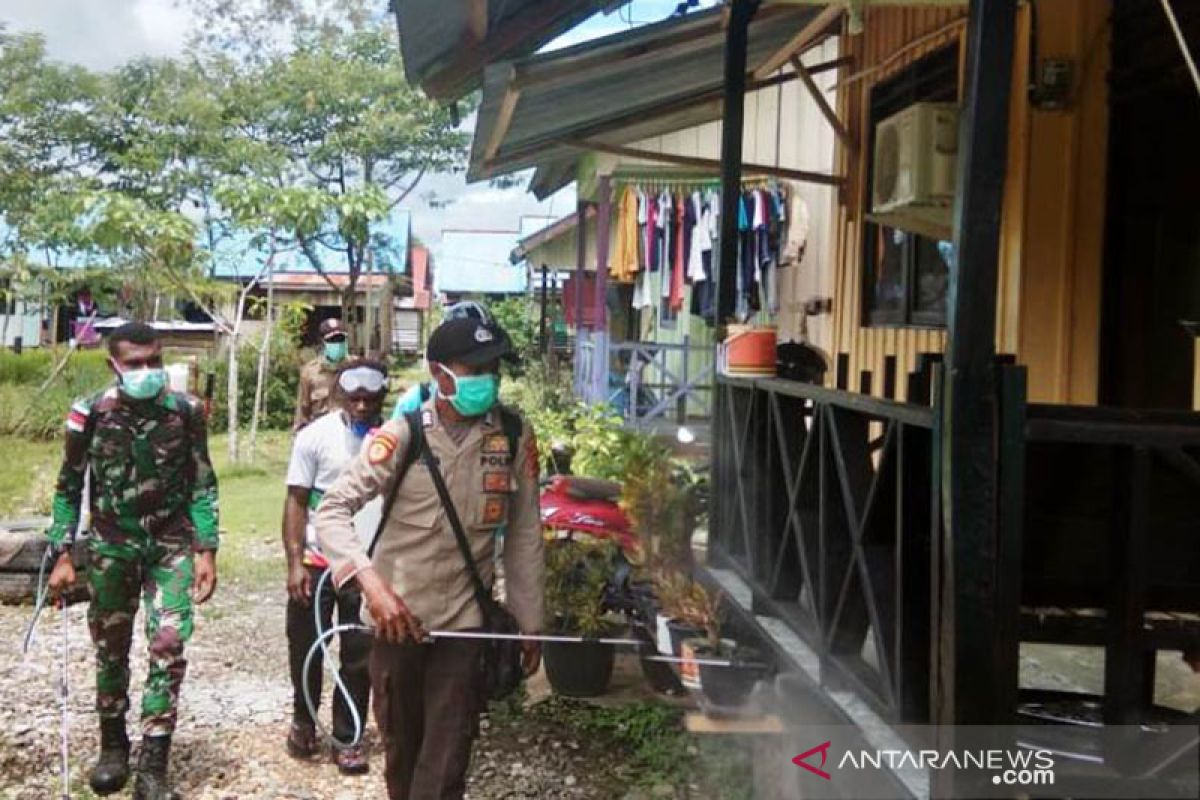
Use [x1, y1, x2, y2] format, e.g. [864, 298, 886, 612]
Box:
[653, 570, 709, 658]
[542, 539, 621, 697]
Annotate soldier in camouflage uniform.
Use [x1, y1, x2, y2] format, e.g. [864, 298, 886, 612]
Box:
[47, 322, 219, 800]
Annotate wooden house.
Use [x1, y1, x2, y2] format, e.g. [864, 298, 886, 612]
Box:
[395, 0, 1200, 795]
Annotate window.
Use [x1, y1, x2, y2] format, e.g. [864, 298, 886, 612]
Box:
[862, 43, 959, 327]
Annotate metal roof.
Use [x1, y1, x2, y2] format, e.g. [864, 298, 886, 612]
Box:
[392, 0, 615, 101]
[434, 230, 527, 294]
[468, 4, 833, 184]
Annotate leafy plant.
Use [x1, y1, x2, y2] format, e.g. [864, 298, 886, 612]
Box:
[547, 699, 692, 789]
[654, 570, 723, 650]
[486, 295, 540, 369]
[544, 539, 618, 637]
[622, 454, 703, 576]
[206, 326, 304, 434]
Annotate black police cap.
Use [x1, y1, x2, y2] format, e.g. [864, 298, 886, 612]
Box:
[426, 317, 514, 367]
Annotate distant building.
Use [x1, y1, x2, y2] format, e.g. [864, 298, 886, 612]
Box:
[433, 229, 527, 298]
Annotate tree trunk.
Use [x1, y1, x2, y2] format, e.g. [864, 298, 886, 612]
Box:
[248, 260, 275, 460]
[1, 297, 11, 348]
[364, 256, 375, 358]
[226, 330, 239, 464]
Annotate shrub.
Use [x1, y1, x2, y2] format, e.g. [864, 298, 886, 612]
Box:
[206, 334, 304, 433]
[0, 349, 116, 439]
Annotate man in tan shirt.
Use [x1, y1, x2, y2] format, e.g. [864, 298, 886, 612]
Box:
[315, 316, 544, 800]
[293, 318, 350, 432]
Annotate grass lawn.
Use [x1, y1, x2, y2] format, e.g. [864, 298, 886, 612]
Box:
[0, 431, 295, 588]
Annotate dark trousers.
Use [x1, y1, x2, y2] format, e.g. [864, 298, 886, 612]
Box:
[286, 565, 371, 744]
[370, 636, 485, 800]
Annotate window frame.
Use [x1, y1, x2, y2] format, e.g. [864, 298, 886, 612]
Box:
[861, 42, 961, 329]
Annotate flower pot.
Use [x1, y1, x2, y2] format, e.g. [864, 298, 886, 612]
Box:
[655, 613, 674, 656]
[680, 635, 730, 690]
[697, 644, 765, 708]
[666, 620, 704, 657]
[544, 636, 615, 697]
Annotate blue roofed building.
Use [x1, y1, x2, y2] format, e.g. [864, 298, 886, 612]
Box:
[433, 229, 528, 298]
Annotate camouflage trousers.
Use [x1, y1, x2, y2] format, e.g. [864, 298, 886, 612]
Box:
[87, 536, 194, 737]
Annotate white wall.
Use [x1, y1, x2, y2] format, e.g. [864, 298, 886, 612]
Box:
[1, 299, 43, 348]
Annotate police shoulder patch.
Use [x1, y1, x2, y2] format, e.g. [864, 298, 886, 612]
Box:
[368, 430, 399, 465]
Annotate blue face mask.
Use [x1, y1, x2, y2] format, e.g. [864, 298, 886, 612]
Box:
[118, 367, 166, 401]
[439, 365, 499, 417]
[350, 420, 373, 438]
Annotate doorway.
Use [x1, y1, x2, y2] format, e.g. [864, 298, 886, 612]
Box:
[1100, 0, 1200, 409]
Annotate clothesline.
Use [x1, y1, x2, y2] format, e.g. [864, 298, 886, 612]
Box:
[607, 179, 809, 332]
[610, 173, 776, 192]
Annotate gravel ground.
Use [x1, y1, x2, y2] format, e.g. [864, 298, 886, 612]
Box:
[0, 585, 704, 800]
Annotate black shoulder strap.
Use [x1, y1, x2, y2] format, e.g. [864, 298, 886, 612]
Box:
[498, 406, 522, 461]
[417, 435, 494, 616]
[365, 412, 424, 559]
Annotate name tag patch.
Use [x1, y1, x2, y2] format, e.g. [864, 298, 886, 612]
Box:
[482, 496, 507, 525]
[483, 434, 509, 454]
[483, 472, 511, 493]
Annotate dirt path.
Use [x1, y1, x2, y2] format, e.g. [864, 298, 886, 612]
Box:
[0, 581, 656, 800]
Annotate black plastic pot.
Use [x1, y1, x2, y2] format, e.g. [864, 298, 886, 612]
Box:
[544, 636, 616, 697]
[696, 644, 765, 708]
[667, 620, 705, 657]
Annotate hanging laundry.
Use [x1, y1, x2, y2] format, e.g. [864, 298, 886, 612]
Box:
[780, 186, 810, 268]
[658, 191, 673, 296]
[611, 185, 640, 283]
[645, 191, 659, 272]
[670, 192, 686, 312]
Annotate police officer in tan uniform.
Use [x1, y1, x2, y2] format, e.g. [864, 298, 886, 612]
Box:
[314, 316, 544, 800]
[294, 318, 350, 431]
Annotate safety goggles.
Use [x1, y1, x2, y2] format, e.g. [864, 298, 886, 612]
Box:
[444, 301, 492, 325]
[337, 366, 388, 394]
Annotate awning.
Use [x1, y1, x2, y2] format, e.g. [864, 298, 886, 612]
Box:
[467, 4, 836, 186]
[391, 0, 617, 102]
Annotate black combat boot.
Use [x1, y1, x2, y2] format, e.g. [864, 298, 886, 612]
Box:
[89, 716, 131, 795]
[132, 734, 178, 800]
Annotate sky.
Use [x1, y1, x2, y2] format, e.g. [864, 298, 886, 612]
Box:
[0, 0, 717, 264]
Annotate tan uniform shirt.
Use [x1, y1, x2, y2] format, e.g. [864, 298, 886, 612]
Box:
[294, 358, 339, 431]
[314, 402, 545, 634]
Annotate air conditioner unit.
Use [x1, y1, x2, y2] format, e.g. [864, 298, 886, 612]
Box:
[870, 102, 959, 240]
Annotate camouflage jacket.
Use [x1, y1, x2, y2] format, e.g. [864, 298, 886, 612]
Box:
[47, 386, 220, 551]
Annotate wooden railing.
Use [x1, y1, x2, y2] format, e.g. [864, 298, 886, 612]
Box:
[575, 334, 715, 426]
[711, 367, 1200, 727]
[710, 374, 940, 724]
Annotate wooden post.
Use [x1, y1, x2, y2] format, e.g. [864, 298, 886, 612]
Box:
[938, 0, 1017, 739]
[592, 176, 612, 405]
[574, 200, 589, 400]
[539, 265, 548, 356]
[716, 0, 759, 327]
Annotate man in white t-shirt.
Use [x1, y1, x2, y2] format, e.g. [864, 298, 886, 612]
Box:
[282, 359, 388, 775]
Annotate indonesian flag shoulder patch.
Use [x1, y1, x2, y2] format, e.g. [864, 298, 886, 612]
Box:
[66, 400, 92, 434]
[368, 430, 400, 465]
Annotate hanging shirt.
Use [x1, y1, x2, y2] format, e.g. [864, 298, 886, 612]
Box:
[658, 191, 672, 293]
[636, 189, 648, 270]
[670, 193, 687, 312]
[645, 192, 659, 272]
[687, 192, 709, 282]
[781, 189, 811, 268]
[611, 185, 641, 283]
